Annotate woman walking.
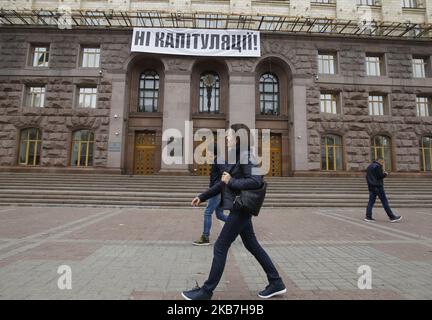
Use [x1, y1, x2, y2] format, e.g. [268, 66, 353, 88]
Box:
[182, 123, 286, 300]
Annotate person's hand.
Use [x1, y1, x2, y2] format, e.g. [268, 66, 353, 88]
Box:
[191, 197, 201, 207]
[222, 172, 231, 184]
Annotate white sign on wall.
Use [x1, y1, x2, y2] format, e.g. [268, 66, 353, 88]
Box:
[131, 28, 261, 57]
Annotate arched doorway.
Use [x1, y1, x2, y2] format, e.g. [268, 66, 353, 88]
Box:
[254, 56, 292, 176]
[124, 56, 165, 175]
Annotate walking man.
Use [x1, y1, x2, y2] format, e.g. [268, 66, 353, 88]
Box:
[365, 157, 402, 223]
[193, 146, 228, 245]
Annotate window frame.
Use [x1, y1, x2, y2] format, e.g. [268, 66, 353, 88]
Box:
[76, 86, 98, 109]
[24, 85, 46, 108]
[402, 0, 418, 8]
[320, 92, 340, 115]
[18, 128, 42, 166]
[368, 94, 389, 116]
[370, 135, 393, 172]
[318, 51, 337, 75]
[420, 136, 432, 172]
[321, 134, 344, 171]
[28, 43, 50, 68]
[138, 70, 160, 113]
[70, 130, 95, 167]
[199, 71, 221, 114]
[259, 72, 280, 116]
[416, 96, 432, 117]
[365, 53, 385, 76]
[79, 45, 101, 68]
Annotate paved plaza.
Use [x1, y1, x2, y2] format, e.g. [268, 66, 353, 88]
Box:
[0, 205, 431, 300]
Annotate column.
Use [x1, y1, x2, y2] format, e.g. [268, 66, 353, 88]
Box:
[290, 78, 310, 172]
[107, 73, 127, 172]
[228, 73, 255, 129]
[159, 72, 192, 174]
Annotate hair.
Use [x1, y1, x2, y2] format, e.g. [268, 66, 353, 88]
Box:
[230, 123, 251, 149]
[375, 156, 384, 162]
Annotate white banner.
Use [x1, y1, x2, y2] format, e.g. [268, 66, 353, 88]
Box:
[131, 28, 261, 57]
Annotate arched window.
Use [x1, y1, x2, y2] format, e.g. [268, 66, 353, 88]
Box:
[370, 135, 392, 171]
[138, 70, 159, 112]
[420, 136, 432, 172]
[19, 128, 41, 166]
[321, 134, 343, 171]
[71, 130, 94, 167]
[199, 71, 220, 113]
[259, 73, 279, 115]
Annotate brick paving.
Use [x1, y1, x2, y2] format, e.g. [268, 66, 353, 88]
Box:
[0, 206, 431, 300]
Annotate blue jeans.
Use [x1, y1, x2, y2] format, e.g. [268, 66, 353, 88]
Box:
[366, 186, 396, 219]
[202, 209, 282, 294]
[203, 194, 228, 238]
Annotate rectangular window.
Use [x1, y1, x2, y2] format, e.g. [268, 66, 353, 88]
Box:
[313, 0, 333, 3]
[81, 47, 100, 68]
[368, 95, 387, 116]
[366, 54, 384, 76]
[402, 0, 418, 8]
[412, 57, 426, 78]
[320, 93, 339, 114]
[357, 0, 376, 5]
[416, 97, 431, 117]
[78, 87, 97, 108]
[26, 86, 45, 108]
[318, 52, 336, 74]
[30, 45, 49, 67]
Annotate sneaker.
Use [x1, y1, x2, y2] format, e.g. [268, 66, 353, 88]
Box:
[193, 235, 210, 246]
[258, 281, 287, 299]
[390, 216, 402, 223]
[364, 217, 376, 223]
[181, 284, 212, 300]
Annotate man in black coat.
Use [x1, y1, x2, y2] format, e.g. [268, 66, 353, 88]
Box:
[365, 157, 402, 223]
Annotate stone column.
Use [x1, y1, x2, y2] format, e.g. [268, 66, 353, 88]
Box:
[159, 72, 192, 174]
[107, 73, 127, 172]
[290, 78, 310, 172]
[228, 73, 255, 129]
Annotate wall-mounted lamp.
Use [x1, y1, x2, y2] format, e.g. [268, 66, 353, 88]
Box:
[115, 132, 119, 136]
[114, 114, 118, 119]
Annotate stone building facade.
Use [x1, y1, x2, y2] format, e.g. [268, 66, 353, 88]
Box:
[0, 1, 432, 176]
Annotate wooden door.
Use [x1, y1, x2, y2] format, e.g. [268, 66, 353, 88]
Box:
[134, 131, 156, 175]
[268, 134, 282, 177]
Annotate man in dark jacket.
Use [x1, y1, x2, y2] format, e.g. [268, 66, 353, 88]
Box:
[192, 148, 228, 246]
[365, 157, 402, 223]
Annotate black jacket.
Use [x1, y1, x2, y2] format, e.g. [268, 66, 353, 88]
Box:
[366, 161, 387, 190]
[209, 157, 226, 188]
[198, 149, 263, 211]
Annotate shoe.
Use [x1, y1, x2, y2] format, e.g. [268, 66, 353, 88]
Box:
[181, 283, 212, 300]
[364, 217, 376, 223]
[193, 235, 210, 246]
[258, 281, 287, 299]
[390, 216, 402, 223]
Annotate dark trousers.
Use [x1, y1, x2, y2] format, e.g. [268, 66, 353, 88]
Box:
[202, 209, 282, 294]
[366, 186, 396, 219]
